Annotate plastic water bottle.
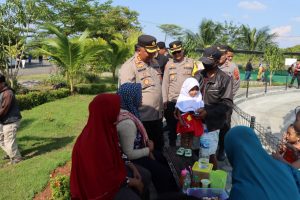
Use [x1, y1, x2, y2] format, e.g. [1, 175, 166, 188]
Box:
[199, 126, 210, 166]
[182, 171, 191, 193]
[182, 171, 191, 194]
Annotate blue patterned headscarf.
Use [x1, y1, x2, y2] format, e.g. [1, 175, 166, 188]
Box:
[117, 83, 142, 119]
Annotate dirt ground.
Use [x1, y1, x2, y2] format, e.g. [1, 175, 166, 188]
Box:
[33, 162, 71, 200]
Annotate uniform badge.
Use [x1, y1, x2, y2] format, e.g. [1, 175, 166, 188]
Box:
[144, 79, 150, 85]
[152, 41, 156, 46]
[173, 44, 177, 48]
[170, 74, 175, 80]
[233, 68, 240, 80]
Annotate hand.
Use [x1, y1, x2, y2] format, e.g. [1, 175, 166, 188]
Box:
[127, 163, 141, 180]
[128, 178, 144, 195]
[147, 140, 154, 152]
[196, 108, 207, 119]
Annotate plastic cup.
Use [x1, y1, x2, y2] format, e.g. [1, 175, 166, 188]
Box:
[198, 158, 209, 169]
[201, 179, 211, 188]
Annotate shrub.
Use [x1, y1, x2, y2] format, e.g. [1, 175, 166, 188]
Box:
[82, 72, 101, 83]
[50, 175, 70, 200]
[45, 74, 67, 86]
[17, 88, 70, 110]
[75, 83, 117, 94]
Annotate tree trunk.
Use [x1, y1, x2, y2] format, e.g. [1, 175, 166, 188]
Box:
[269, 71, 273, 86]
[69, 77, 74, 94]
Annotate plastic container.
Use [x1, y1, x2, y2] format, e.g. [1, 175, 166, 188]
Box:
[182, 171, 191, 194]
[191, 175, 201, 188]
[192, 161, 213, 180]
[201, 179, 211, 188]
[210, 170, 228, 189]
[199, 126, 210, 158]
[187, 188, 229, 200]
[179, 168, 188, 188]
[198, 157, 210, 169]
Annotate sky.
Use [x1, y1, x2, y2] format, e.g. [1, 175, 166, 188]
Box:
[111, 0, 300, 48]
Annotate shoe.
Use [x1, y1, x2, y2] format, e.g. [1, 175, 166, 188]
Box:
[217, 149, 226, 161]
[10, 157, 23, 164]
[184, 148, 192, 157]
[2, 155, 9, 160]
[176, 147, 185, 156]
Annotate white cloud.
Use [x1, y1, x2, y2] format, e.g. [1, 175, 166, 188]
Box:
[270, 25, 300, 48]
[238, 1, 266, 10]
[292, 17, 300, 22]
[270, 25, 292, 36]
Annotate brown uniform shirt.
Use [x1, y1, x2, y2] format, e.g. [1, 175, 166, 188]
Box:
[118, 54, 163, 121]
[219, 61, 240, 97]
[162, 57, 195, 103]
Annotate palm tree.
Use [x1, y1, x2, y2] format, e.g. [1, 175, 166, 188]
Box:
[104, 31, 141, 80]
[237, 25, 277, 51]
[183, 19, 223, 56]
[40, 24, 107, 93]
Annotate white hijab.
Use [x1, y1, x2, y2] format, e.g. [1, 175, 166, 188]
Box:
[175, 77, 204, 112]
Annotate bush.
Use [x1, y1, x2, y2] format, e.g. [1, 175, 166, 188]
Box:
[50, 175, 70, 200]
[75, 83, 117, 94]
[45, 74, 67, 86]
[17, 88, 70, 110]
[82, 72, 101, 83]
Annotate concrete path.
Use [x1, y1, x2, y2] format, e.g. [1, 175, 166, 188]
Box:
[235, 86, 300, 138]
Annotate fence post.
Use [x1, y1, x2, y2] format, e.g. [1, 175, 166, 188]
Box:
[246, 80, 249, 98]
[250, 116, 256, 129]
[264, 80, 267, 94]
[285, 75, 288, 90]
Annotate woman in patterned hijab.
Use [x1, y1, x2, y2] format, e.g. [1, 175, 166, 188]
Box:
[118, 82, 142, 119]
[117, 82, 178, 194]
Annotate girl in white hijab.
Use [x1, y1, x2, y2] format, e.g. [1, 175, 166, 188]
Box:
[175, 77, 204, 157]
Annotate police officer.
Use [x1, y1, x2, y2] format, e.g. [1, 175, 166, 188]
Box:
[162, 41, 197, 146]
[219, 45, 240, 97]
[118, 35, 164, 151]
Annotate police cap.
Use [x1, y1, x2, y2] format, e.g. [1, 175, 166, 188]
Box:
[137, 35, 157, 53]
[169, 41, 183, 53]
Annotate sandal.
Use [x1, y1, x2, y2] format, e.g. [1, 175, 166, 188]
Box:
[176, 147, 185, 156]
[184, 148, 192, 157]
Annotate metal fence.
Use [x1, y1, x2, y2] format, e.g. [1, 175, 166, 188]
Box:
[232, 104, 280, 154]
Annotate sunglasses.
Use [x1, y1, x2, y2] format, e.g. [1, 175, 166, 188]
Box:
[172, 50, 182, 55]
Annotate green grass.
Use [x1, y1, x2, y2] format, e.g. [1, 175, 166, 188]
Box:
[17, 74, 50, 82]
[0, 95, 95, 200]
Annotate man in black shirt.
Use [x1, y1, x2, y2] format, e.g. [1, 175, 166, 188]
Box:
[155, 42, 170, 77]
[245, 58, 253, 80]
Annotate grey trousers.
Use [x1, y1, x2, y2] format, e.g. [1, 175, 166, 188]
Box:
[0, 121, 22, 160]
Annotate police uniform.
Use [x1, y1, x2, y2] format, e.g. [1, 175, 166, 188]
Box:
[162, 41, 196, 146]
[219, 61, 240, 97]
[118, 35, 164, 150]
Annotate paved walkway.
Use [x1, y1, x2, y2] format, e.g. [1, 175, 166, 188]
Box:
[235, 86, 300, 138]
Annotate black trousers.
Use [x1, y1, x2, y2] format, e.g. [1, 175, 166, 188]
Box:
[132, 151, 178, 194]
[164, 102, 178, 146]
[142, 119, 164, 151]
[218, 111, 232, 154]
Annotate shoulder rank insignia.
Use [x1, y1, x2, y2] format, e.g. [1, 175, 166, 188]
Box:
[144, 79, 150, 85]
